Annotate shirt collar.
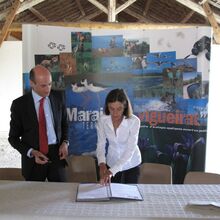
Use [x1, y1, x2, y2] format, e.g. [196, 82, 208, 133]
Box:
[32, 90, 48, 104]
[106, 115, 128, 127]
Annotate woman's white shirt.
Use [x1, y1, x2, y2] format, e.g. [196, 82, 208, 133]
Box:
[96, 114, 141, 176]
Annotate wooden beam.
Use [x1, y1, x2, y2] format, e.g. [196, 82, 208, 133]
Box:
[0, 0, 46, 20]
[108, 0, 116, 22]
[2, 21, 201, 32]
[87, 0, 108, 14]
[115, 0, 136, 15]
[180, 10, 195, 23]
[202, 1, 220, 43]
[8, 32, 22, 40]
[75, 10, 103, 22]
[123, 7, 151, 22]
[75, 0, 85, 16]
[29, 7, 48, 21]
[143, 0, 152, 17]
[175, 0, 220, 24]
[0, 0, 21, 47]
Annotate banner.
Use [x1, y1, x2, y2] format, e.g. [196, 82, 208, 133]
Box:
[23, 24, 211, 183]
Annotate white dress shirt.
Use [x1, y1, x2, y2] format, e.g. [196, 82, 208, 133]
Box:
[32, 90, 57, 145]
[96, 114, 141, 176]
[27, 90, 57, 157]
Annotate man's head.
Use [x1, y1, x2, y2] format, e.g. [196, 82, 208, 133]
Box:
[29, 65, 52, 97]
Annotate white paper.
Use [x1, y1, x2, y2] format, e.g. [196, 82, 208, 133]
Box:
[110, 183, 143, 200]
[76, 183, 110, 201]
[188, 201, 220, 208]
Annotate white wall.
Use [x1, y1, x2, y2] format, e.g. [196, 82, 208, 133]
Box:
[0, 41, 22, 132]
[206, 44, 220, 173]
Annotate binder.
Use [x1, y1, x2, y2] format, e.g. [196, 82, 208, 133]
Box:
[76, 183, 143, 202]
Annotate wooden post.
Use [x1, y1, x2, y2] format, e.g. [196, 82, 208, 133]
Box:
[202, 1, 220, 44]
[108, 0, 116, 22]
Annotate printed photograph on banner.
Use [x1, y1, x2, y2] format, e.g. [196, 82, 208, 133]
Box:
[65, 82, 110, 154]
[162, 68, 183, 96]
[76, 55, 93, 74]
[35, 54, 65, 90]
[123, 38, 150, 57]
[173, 58, 197, 72]
[35, 54, 60, 72]
[23, 73, 30, 94]
[185, 98, 208, 126]
[92, 35, 123, 58]
[183, 72, 202, 99]
[71, 32, 92, 57]
[59, 53, 77, 76]
[132, 75, 163, 98]
[138, 126, 206, 184]
[101, 57, 132, 73]
[201, 81, 209, 98]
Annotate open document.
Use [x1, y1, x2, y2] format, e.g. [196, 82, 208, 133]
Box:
[76, 183, 143, 202]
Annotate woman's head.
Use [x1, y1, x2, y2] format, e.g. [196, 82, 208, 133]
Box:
[104, 88, 133, 118]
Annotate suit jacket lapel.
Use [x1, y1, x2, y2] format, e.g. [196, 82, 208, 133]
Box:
[27, 92, 38, 127]
[49, 91, 58, 133]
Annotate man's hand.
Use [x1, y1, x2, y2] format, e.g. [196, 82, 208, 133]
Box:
[31, 149, 49, 164]
[59, 142, 68, 160]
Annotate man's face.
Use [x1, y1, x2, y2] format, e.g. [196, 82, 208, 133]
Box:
[30, 67, 52, 97]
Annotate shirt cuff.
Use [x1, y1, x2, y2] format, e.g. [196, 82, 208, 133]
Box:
[27, 148, 34, 158]
[109, 165, 121, 177]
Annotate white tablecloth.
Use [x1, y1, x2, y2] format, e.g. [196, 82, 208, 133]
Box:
[0, 180, 220, 219]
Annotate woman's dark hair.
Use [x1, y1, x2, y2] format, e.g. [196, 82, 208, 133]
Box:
[104, 88, 133, 118]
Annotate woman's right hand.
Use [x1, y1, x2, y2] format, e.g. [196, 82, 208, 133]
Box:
[99, 163, 107, 181]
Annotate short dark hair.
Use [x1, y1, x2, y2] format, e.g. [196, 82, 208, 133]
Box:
[104, 88, 133, 118]
[29, 67, 35, 82]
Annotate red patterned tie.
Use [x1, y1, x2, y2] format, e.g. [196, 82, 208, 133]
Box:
[39, 97, 48, 154]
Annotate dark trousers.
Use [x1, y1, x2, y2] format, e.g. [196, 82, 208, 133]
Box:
[111, 165, 140, 184]
[26, 145, 67, 182]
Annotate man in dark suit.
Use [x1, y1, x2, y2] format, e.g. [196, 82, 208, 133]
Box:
[8, 65, 69, 182]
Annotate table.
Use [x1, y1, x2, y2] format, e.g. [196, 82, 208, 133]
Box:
[0, 181, 220, 220]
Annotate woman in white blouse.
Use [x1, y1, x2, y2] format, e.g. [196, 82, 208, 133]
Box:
[96, 88, 141, 185]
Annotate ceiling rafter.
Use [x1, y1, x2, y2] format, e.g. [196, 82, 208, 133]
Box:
[123, 7, 151, 22]
[180, 10, 195, 23]
[88, 0, 108, 14]
[29, 7, 48, 21]
[143, 0, 152, 17]
[0, 0, 46, 20]
[0, 0, 21, 46]
[115, 0, 136, 14]
[175, 0, 220, 23]
[88, 0, 137, 22]
[75, 0, 85, 16]
[76, 10, 103, 21]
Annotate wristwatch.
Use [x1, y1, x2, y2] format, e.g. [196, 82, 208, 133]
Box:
[63, 140, 69, 146]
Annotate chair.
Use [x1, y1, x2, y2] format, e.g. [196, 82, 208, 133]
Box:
[138, 163, 172, 184]
[184, 171, 220, 184]
[0, 168, 24, 180]
[66, 155, 97, 183]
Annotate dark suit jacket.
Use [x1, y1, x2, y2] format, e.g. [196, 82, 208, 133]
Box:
[8, 90, 68, 179]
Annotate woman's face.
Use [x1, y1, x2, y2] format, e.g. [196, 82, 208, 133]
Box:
[108, 101, 124, 121]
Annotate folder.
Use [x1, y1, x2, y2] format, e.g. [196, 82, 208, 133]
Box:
[76, 183, 143, 202]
